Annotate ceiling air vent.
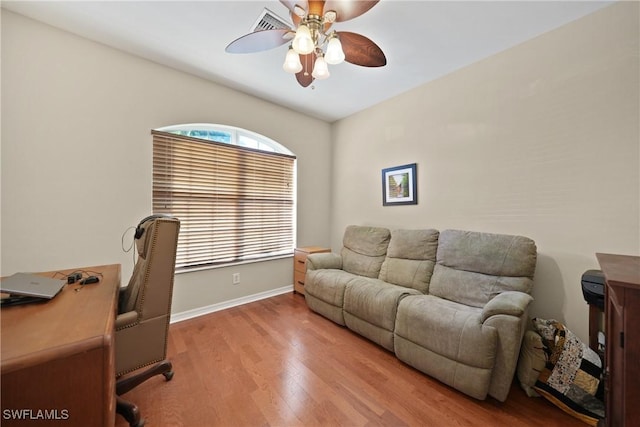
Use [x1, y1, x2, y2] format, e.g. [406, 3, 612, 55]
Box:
[251, 8, 291, 32]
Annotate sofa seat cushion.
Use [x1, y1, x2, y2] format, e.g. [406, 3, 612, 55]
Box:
[304, 269, 359, 325]
[395, 295, 497, 370]
[305, 269, 359, 307]
[378, 229, 439, 293]
[517, 330, 547, 397]
[344, 277, 422, 334]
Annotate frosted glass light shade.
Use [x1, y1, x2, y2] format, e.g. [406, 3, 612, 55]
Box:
[282, 47, 303, 73]
[312, 55, 330, 80]
[325, 37, 345, 65]
[292, 25, 314, 55]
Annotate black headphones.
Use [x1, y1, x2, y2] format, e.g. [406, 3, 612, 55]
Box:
[134, 214, 170, 239]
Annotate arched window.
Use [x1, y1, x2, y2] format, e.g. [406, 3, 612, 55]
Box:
[153, 124, 296, 270]
[158, 123, 293, 155]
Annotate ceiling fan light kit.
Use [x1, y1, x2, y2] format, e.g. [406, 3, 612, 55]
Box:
[226, 1, 386, 88]
[291, 23, 315, 55]
[311, 54, 330, 80]
[324, 36, 345, 64]
[283, 46, 304, 73]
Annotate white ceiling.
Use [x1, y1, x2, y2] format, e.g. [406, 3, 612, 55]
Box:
[2, 1, 613, 122]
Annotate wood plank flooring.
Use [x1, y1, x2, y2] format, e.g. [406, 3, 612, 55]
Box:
[115, 293, 584, 427]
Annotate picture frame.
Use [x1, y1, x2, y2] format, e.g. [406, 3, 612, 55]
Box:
[382, 163, 417, 206]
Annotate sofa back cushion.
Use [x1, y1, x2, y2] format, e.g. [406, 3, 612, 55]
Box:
[341, 225, 390, 278]
[429, 229, 537, 307]
[378, 229, 439, 293]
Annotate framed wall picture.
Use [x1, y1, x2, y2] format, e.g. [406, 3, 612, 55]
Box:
[382, 163, 417, 206]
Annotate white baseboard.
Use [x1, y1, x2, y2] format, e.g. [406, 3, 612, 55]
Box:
[170, 284, 294, 324]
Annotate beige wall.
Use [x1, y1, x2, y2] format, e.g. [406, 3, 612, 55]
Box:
[2, 3, 639, 341]
[0, 10, 332, 314]
[331, 2, 639, 342]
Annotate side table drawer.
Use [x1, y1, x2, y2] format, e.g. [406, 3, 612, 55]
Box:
[294, 252, 307, 274]
[293, 246, 330, 295]
[294, 270, 306, 294]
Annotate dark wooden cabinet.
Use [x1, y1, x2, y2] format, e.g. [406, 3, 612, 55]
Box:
[596, 253, 640, 427]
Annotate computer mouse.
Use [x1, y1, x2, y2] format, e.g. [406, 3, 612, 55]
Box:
[80, 276, 100, 285]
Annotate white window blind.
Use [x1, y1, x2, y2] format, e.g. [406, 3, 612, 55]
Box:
[152, 130, 296, 270]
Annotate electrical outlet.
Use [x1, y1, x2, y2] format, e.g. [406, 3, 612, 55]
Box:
[232, 273, 240, 285]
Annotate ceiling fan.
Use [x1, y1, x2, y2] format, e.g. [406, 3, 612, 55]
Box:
[225, 0, 386, 87]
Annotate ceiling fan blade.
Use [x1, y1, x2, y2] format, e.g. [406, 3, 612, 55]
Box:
[338, 31, 386, 67]
[324, 0, 379, 22]
[280, 0, 309, 15]
[296, 53, 316, 87]
[225, 29, 292, 54]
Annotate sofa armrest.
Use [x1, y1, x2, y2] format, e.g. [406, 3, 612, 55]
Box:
[482, 291, 533, 401]
[481, 291, 533, 323]
[306, 252, 342, 271]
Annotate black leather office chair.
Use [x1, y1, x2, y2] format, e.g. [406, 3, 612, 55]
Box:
[115, 215, 180, 427]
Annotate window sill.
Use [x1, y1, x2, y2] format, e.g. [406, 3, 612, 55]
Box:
[175, 253, 294, 274]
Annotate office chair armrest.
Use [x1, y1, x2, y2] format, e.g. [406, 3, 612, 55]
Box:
[116, 310, 139, 330]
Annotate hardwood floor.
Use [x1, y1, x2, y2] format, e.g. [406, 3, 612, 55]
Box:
[115, 293, 584, 427]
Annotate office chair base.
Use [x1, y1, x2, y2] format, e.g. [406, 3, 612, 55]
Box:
[116, 360, 173, 427]
[116, 396, 144, 427]
[116, 360, 174, 395]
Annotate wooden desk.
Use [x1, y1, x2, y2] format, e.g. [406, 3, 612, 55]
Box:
[1, 264, 120, 426]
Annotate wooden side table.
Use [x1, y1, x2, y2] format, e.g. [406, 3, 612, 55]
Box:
[293, 246, 330, 295]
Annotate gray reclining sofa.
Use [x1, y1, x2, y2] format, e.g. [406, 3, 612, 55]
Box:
[304, 225, 537, 402]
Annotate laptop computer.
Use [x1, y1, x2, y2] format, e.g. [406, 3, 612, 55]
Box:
[1, 273, 66, 299]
